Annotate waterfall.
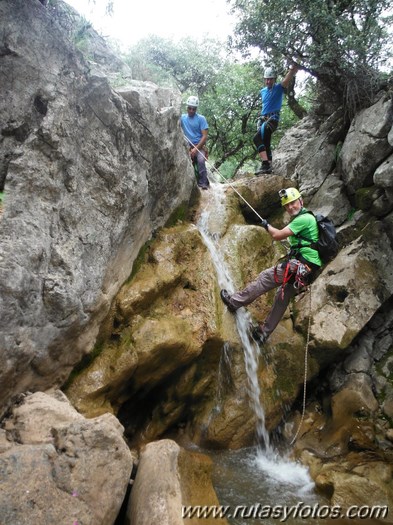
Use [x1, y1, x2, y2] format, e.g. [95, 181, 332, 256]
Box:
[196, 182, 272, 454]
[196, 181, 315, 503]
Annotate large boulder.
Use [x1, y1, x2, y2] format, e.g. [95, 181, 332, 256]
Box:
[296, 219, 393, 362]
[0, 0, 194, 415]
[339, 92, 393, 194]
[126, 439, 228, 525]
[307, 170, 351, 226]
[0, 390, 133, 525]
[272, 115, 320, 179]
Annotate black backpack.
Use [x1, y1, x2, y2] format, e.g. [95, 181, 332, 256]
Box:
[296, 211, 339, 264]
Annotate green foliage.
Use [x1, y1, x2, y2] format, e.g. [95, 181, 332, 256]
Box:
[334, 141, 343, 162]
[347, 207, 356, 220]
[201, 60, 263, 172]
[202, 60, 301, 173]
[73, 18, 93, 53]
[123, 36, 304, 177]
[49, 0, 96, 59]
[123, 36, 224, 92]
[230, 0, 393, 117]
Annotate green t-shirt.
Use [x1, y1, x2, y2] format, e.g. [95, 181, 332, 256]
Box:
[288, 208, 322, 267]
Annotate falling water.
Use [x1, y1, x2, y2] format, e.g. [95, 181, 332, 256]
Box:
[196, 182, 318, 523]
[196, 182, 272, 454]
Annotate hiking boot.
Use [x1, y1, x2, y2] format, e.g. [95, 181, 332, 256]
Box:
[255, 161, 272, 175]
[220, 289, 237, 313]
[251, 324, 268, 345]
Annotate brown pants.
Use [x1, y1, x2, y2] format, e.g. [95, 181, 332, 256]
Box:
[228, 260, 301, 337]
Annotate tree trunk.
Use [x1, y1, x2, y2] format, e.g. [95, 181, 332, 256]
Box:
[287, 77, 307, 119]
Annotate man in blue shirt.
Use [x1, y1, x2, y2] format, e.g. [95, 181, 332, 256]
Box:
[181, 96, 210, 190]
[254, 65, 298, 175]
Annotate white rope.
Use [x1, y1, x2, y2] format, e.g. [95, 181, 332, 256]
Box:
[183, 134, 265, 222]
[185, 133, 311, 444]
[183, 135, 311, 445]
[290, 285, 312, 446]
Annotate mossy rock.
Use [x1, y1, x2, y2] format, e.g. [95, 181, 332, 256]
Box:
[355, 186, 376, 211]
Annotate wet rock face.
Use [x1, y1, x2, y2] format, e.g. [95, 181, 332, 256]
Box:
[64, 220, 268, 449]
[62, 177, 316, 449]
[0, 0, 194, 414]
[2, 1, 393, 521]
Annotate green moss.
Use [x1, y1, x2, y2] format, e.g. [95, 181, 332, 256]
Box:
[126, 238, 154, 283]
[272, 347, 303, 396]
[62, 341, 106, 389]
[347, 207, 356, 220]
[355, 186, 376, 211]
[164, 203, 189, 227]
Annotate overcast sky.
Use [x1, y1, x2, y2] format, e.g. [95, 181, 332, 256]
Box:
[65, 0, 236, 50]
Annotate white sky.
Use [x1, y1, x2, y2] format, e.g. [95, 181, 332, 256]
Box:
[65, 0, 236, 50]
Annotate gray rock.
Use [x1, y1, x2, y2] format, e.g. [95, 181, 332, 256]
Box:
[339, 94, 393, 194]
[374, 153, 393, 189]
[344, 347, 372, 374]
[272, 115, 320, 179]
[308, 170, 351, 225]
[0, 0, 194, 414]
[299, 222, 393, 354]
[0, 391, 133, 525]
[127, 439, 227, 525]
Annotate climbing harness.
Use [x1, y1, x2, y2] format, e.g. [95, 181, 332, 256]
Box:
[183, 135, 313, 446]
[290, 285, 312, 446]
[294, 262, 311, 290]
[183, 134, 265, 223]
[273, 258, 311, 299]
[257, 112, 280, 130]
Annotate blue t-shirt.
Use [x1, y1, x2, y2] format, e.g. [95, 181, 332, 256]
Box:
[181, 113, 208, 145]
[260, 83, 285, 118]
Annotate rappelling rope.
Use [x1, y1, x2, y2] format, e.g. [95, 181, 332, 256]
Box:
[185, 133, 312, 444]
[290, 284, 312, 446]
[183, 134, 265, 222]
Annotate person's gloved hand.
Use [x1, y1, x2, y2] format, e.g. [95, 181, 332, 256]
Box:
[260, 219, 269, 230]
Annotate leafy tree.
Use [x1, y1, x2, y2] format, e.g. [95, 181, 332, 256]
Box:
[123, 36, 303, 175]
[124, 36, 224, 93]
[229, 0, 393, 118]
[201, 60, 300, 174]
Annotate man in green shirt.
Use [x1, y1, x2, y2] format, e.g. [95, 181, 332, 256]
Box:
[220, 187, 322, 343]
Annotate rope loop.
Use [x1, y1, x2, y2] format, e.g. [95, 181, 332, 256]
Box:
[290, 284, 312, 446]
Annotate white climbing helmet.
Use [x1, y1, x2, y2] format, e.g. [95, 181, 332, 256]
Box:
[186, 95, 199, 108]
[264, 67, 276, 79]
